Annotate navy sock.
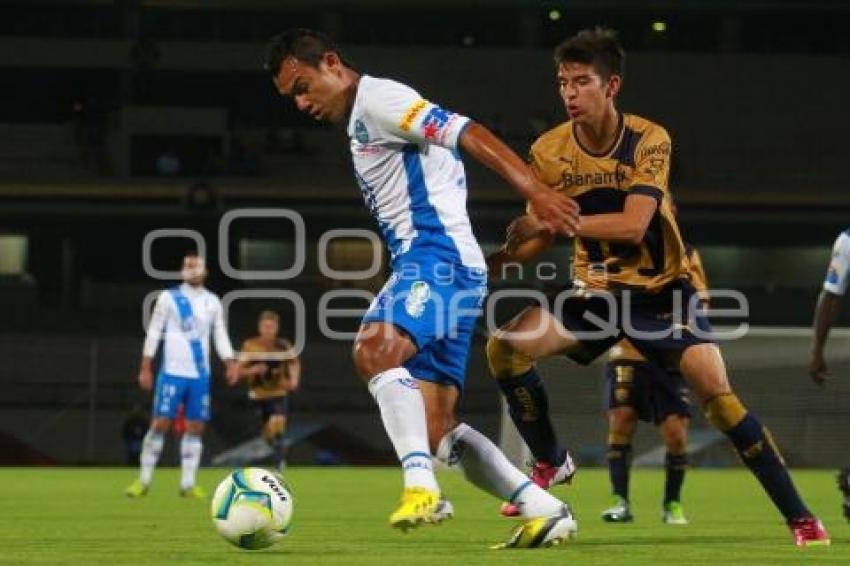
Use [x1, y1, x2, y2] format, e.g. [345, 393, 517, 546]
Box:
[268, 434, 287, 465]
[607, 443, 631, 500]
[725, 413, 810, 520]
[497, 368, 565, 466]
[664, 452, 687, 504]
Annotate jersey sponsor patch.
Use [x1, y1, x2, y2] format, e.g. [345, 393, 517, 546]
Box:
[638, 140, 671, 160]
[404, 280, 431, 318]
[420, 106, 459, 144]
[398, 99, 428, 132]
[354, 119, 370, 143]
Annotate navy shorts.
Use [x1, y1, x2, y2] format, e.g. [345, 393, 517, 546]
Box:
[254, 396, 291, 422]
[604, 359, 692, 424]
[552, 278, 713, 369]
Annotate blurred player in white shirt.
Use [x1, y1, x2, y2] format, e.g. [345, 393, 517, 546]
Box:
[810, 229, 850, 384]
[809, 229, 850, 521]
[125, 253, 239, 498]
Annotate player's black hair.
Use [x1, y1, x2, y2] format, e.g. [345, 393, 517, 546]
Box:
[264, 28, 353, 76]
[554, 27, 625, 80]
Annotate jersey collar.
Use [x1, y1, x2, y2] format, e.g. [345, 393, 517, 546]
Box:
[572, 111, 624, 159]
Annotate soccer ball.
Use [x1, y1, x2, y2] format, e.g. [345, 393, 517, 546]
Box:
[210, 467, 294, 550]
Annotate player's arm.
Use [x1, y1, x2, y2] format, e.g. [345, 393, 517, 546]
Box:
[370, 85, 578, 235]
[282, 339, 301, 392]
[486, 145, 566, 276]
[810, 232, 850, 385]
[574, 194, 658, 244]
[487, 215, 555, 278]
[212, 299, 240, 384]
[139, 292, 168, 391]
[575, 198, 660, 244]
[458, 124, 579, 236]
[810, 290, 842, 385]
[577, 127, 670, 244]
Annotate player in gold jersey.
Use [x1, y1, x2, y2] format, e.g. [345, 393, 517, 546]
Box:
[600, 245, 707, 525]
[526, 114, 685, 294]
[486, 27, 829, 546]
[237, 310, 301, 470]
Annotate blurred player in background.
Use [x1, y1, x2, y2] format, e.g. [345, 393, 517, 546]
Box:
[810, 228, 850, 384]
[125, 253, 239, 498]
[809, 228, 850, 521]
[486, 27, 829, 546]
[265, 28, 581, 547]
[597, 245, 707, 525]
[238, 310, 301, 471]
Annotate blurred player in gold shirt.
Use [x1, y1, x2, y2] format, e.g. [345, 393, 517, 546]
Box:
[601, 245, 707, 525]
[486, 27, 828, 545]
[238, 310, 301, 470]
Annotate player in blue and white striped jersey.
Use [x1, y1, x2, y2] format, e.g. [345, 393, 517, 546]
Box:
[265, 29, 581, 548]
[811, 229, 850, 384]
[125, 253, 240, 499]
[810, 229, 850, 522]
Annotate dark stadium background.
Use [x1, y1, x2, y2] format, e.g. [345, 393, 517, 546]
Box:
[2, 0, 850, 469]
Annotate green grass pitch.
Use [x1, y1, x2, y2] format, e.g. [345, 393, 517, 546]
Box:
[2, 467, 848, 565]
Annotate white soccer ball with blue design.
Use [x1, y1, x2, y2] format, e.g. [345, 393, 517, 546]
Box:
[210, 467, 294, 549]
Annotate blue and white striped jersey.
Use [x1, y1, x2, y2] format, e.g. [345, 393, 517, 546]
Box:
[347, 75, 486, 271]
[824, 229, 850, 296]
[143, 284, 234, 379]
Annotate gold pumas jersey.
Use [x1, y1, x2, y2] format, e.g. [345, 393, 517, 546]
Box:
[684, 244, 708, 303]
[529, 113, 687, 293]
[239, 337, 295, 400]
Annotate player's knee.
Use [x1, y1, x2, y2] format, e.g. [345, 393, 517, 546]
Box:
[352, 336, 392, 381]
[266, 416, 286, 437]
[485, 334, 533, 379]
[150, 418, 171, 433]
[352, 329, 411, 381]
[703, 393, 747, 432]
[663, 423, 688, 453]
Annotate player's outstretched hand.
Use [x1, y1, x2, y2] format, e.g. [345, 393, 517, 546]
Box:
[138, 367, 154, 391]
[808, 353, 829, 386]
[528, 189, 580, 237]
[225, 360, 241, 386]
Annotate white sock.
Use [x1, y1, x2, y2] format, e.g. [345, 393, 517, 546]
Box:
[180, 433, 203, 490]
[436, 423, 564, 518]
[368, 368, 439, 492]
[139, 429, 164, 486]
